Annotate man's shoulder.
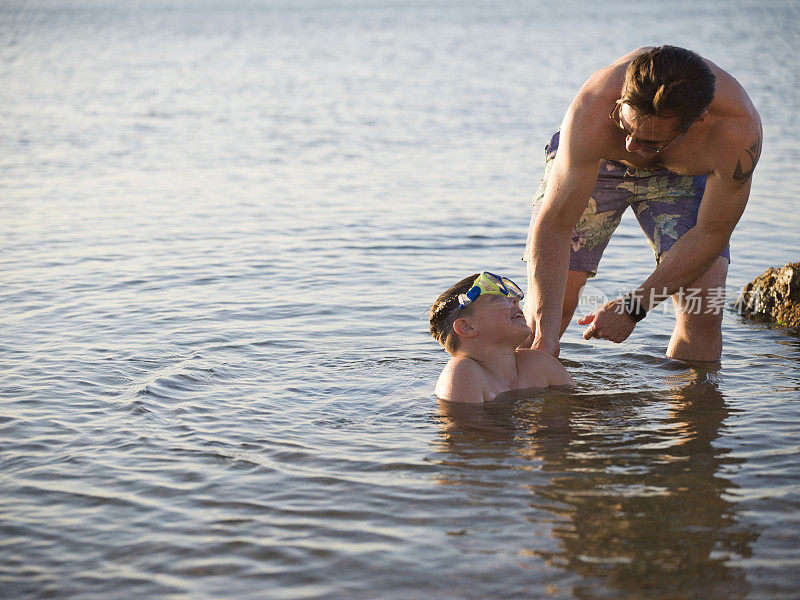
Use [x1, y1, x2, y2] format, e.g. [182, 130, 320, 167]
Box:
[563, 57, 630, 150]
[704, 110, 762, 184]
[575, 63, 624, 107]
[706, 62, 761, 143]
[609, 46, 656, 67]
[550, 66, 617, 164]
[709, 115, 762, 152]
[577, 46, 653, 100]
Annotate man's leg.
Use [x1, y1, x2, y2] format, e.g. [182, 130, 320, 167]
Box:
[666, 255, 729, 362]
[628, 167, 730, 361]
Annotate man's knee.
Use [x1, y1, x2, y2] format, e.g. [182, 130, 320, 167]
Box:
[667, 254, 728, 324]
[675, 308, 723, 334]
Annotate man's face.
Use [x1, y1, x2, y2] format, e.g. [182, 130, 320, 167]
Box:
[616, 103, 687, 157]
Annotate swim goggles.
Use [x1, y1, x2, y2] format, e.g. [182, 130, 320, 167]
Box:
[458, 271, 524, 308]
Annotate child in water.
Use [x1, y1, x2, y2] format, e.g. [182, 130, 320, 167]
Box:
[429, 272, 574, 402]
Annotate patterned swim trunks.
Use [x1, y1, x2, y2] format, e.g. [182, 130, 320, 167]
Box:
[525, 131, 730, 277]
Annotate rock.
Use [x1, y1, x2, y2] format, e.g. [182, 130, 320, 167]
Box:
[734, 262, 800, 329]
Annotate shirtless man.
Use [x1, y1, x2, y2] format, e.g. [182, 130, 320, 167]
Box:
[524, 45, 762, 361]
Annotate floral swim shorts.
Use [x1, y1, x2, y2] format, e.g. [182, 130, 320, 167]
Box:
[525, 131, 730, 277]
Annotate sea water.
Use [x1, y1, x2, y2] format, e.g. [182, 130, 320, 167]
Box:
[1, 1, 799, 598]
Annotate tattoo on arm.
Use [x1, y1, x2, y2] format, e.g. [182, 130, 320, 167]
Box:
[733, 139, 761, 183]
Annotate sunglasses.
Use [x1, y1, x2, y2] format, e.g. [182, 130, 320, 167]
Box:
[609, 102, 686, 153]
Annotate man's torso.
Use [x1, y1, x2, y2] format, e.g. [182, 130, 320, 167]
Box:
[580, 48, 760, 178]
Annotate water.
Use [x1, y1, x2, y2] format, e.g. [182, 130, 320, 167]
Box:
[1, 1, 799, 598]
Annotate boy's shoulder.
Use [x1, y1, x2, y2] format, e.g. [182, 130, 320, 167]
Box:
[514, 348, 558, 367]
[435, 356, 488, 404]
[514, 349, 575, 388]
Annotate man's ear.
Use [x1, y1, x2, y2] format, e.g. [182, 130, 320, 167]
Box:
[452, 316, 477, 338]
[693, 110, 708, 126]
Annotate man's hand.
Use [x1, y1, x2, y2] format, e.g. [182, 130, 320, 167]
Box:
[578, 299, 636, 343]
[523, 317, 560, 356]
[531, 336, 560, 358]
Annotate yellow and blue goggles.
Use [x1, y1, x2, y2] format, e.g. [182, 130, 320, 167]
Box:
[458, 271, 524, 308]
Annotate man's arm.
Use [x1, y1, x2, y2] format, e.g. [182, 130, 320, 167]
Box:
[527, 101, 603, 356]
[638, 172, 751, 308]
[580, 127, 761, 342]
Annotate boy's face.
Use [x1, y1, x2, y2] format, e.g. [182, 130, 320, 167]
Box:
[468, 294, 530, 340]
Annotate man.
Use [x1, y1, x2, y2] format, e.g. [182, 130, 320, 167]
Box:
[524, 45, 761, 361]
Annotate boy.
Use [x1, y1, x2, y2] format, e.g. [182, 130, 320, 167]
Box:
[430, 272, 574, 403]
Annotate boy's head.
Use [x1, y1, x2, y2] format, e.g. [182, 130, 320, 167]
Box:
[429, 273, 480, 354]
[429, 272, 527, 355]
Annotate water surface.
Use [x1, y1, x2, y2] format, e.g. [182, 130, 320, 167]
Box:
[1, 1, 799, 598]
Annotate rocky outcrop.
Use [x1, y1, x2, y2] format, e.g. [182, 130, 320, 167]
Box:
[735, 262, 800, 329]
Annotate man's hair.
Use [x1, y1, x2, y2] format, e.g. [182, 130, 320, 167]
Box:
[429, 274, 479, 354]
[621, 45, 715, 130]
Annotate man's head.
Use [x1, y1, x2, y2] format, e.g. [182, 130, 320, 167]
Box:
[621, 45, 715, 132]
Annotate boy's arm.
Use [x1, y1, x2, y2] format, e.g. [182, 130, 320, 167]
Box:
[435, 358, 486, 404]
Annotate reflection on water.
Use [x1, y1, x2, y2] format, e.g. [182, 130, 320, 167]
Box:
[435, 370, 759, 599]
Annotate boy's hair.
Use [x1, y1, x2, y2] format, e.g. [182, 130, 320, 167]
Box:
[429, 273, 480, 354]
[621, 45, 715, 130]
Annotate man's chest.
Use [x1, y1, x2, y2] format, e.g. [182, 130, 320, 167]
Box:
[603, 140, 716, 177]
